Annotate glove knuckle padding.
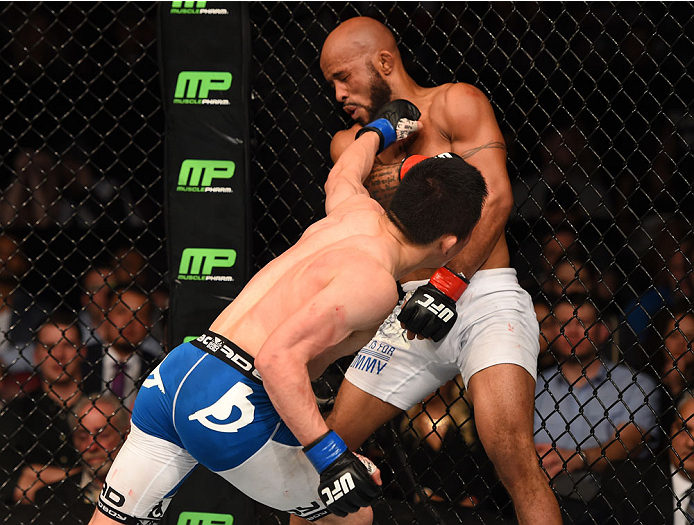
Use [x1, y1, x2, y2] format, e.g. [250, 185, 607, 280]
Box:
[356, 99, 421, 154]
[397, 276, 462, 342]
[318, 450, 379, 515]
[375, 99, 421, 124]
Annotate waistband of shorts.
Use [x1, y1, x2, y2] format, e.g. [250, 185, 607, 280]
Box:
[401, 267, 518, 293]
[191, 330, 262, 384]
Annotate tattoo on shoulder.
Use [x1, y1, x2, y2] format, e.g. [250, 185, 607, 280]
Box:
[460, 141, 506, 159]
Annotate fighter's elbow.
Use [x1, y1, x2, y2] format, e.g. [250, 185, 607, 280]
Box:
[254, 350, 276, 378]
[484, 187, 514, 223]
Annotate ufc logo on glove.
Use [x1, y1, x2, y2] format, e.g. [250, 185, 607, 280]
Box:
[320, 473, 355, 505]
[415, 293, 455, 322]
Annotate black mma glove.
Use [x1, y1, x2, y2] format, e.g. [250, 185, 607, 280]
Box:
[397, 266, 469, 342]
[304, 430, 380, 517]
[355, 99, 421, 154]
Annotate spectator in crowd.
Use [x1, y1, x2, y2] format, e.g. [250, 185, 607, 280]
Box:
[601, 392, 694, 525]
[110, 244, 167, 353]
[518, 228, 578, 293]
[534, 293, 660, 524]
[656, 302, 694, 403]
[0, 234, 49, 389]
[34, 395, 130, 508]
[83, 285, 161, 409]
[623, 236, 694, 347]
[0, 150, 61, 230]
[0, 310, 85, 504]
[78, 265, 116, 349]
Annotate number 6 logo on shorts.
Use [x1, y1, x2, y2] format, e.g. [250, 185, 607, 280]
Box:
[189, 382, 255, 432]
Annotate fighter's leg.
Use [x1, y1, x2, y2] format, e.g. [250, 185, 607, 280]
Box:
[88, 424, 198, 525]
[467, 364, 561, 525]
[327, 380, 402, 450]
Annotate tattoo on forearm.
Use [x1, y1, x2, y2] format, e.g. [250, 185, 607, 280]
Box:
[460, 141, 506, 159]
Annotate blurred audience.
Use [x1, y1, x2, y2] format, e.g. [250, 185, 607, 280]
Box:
[0, 148, 145, 231]
[83, 285, 162, 409]
[78, 265, 117, 349]
[655, 302, 694, 405]
[623, 236, 694, 347]
[601, 392, 694, 525]
[512, 123, 614, 228]
[534, 293, 660, 524]
[34, 394, 130, 507]
[0, 310, 85, 504]
[0, 235, 49, 389]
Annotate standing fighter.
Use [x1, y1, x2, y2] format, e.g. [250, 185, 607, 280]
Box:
[88, 101, 488, 525]
[316, 17, 562, 525]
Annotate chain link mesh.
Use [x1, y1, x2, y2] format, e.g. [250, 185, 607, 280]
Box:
[0, 2, 692, 524]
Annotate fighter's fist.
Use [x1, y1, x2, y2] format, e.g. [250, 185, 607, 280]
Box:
[397, 266, 468, 342]
[304, 431, 380, 517]
[355, 99, 420, 154]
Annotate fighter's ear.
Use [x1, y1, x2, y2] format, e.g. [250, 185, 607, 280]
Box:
[439, 235, 459, 257]
[441, 233, 471, 259]
[378, 51, 395, 75]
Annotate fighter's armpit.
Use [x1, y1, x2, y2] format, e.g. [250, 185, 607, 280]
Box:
[459, 140, 506, 160]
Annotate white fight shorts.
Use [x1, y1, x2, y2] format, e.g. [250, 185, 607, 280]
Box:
[344, 268, 540, 410]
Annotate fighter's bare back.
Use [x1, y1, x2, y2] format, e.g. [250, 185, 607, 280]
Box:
[209, 194, 400, 378]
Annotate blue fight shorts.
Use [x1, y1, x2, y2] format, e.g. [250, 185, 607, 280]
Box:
[97, 331, 328, 524]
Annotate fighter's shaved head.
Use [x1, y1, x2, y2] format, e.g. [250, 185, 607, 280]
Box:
[321, 17, 414, 123]
[321, 17, 401, 71]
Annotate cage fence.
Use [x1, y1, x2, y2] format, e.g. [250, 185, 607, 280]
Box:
[0, 2, 692, 524]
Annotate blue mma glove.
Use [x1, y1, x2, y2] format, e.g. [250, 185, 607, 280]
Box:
[355, 99, 420, 154]
[304, 431, 380, 517]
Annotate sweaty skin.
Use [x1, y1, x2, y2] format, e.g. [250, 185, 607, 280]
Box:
[314, 16, 562, 525]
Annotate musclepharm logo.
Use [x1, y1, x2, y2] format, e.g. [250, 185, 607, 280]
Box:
[321, 473, 355, 505]
[176, 512, 234, 525]
[170, 2, 229, 15]
[178, 248, 236, 281]
[177, 160, 235, 193]
[174, 72, 232, 105]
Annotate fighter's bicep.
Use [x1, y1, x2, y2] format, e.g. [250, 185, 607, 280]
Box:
[438, 85, 511, 201]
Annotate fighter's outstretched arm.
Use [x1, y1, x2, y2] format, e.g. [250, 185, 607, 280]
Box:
[325, 99, 420, 215]
[255, 265, 397, 517]
[324, 132, 380, 215]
